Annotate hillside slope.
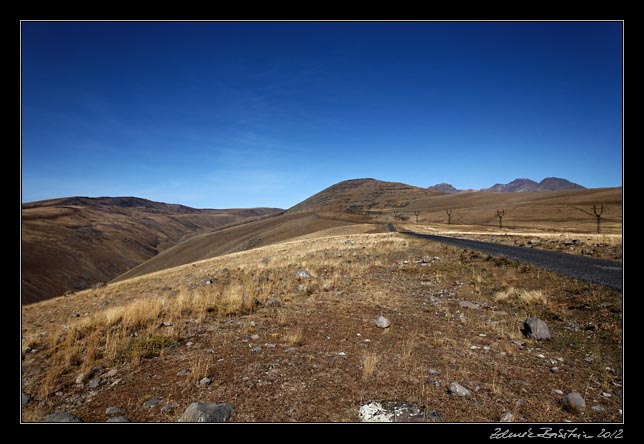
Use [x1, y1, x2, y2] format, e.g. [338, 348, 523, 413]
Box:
[21, 196, 281, 304]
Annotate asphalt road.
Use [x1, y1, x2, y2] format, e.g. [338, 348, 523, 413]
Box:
[397, 230, 622, 291]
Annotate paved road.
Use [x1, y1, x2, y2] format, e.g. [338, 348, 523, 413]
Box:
[397, 230, 622, 291]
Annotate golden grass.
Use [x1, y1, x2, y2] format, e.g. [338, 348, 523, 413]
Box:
[495, 287, 548, 305]
[285, 326, 304, 347]
[362, 353, 379, 380]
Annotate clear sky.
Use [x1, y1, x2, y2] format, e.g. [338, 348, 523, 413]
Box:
[21, 21, 623, 209]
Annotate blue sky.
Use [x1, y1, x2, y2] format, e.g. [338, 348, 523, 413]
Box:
[21, 21, 622, 209]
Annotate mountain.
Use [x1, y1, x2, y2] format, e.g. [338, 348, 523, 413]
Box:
[21, 196, 282, 304]
[427, 183, 459, 194]
[536, 177, 586, 192]
[485, 177, 585, 193]
[486, 178, 539, 192]
[288, 178, 441, 213]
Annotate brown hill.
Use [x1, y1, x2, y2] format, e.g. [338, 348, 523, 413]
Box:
[21, 196, 281, 304]
[288, 178, 442, 213]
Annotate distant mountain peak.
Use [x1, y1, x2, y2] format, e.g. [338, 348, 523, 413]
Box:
[485, 177, 585, 193]
[427, 183, 459, 194]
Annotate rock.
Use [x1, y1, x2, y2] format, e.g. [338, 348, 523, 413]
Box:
[266, 300, 281, 307]
[161, 402, 179, 412]
[72, 313, 80, 318]
[427, 378, 441, 387]
[42, 412, 83, 422]
[428, 368, 441, 375]
[105, 406, 123, 416]
[95, 282, 105, 289]
[358, 402, 393, 422]
[177, 402, 234, 422]
[177, 369, 191, 376]
[592, 405, 605, 412]
[88, 377, 102, 389]
[105, 369, 118, 378]
[375, 316, 391, 329]
[186, 341, 194, 347]
[161, 321, 173, 327]
[601, 392, 612, 398]
[143, 398, 162, 408]
[199, 377, 211, 386]
[561, 392, 586, 414]
[252, 346, 262, 352]
[107, 416, 131, 422]
[345, 239, 356, 245]
[553, 389, 564, 395]
[22, 393, 31, 406]
[251, 334, 260, 340]
[448, 382, 471, 397]
[551, 367, 560, 373]
[522, 317, 551, 340]
[459, 300, 481, 310]
[500, 412, 514, 422]
[295, 269, 310, 279]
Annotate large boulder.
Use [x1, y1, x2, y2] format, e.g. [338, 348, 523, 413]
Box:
[522, 317, 551, 340]
[177, 402, 234, 422]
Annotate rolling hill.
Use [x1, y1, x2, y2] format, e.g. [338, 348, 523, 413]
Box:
[112, 179, 621, 283]
[21, 197, 281, 304]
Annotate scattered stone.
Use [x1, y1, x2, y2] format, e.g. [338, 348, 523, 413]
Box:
[42, 412, 83, 422]
[592, 405, 606, 412]
[72, 313, 80, 318]
[161, 321, 173, 327]
[199, 377, 212, 386]
[177, 369, 191, 377]
[375, 316, 391, 329]
[251, 334, 260, 340]
[105, 406, 123, 416]
[143, 398, 162, 408]
[88, 377, 102, 389]
[95, 282, 105, 289]
[345, 239, 356, 245]
[252, 346, 262, 352]
[427, 378, 441, 387]
[392, 402, 426, 422]
[448, 382, 471, 397]
[553, 389, 564, 395]
[522, 317, 551, 340]
[22, 393, 31, 406]
[500, 412, 514, 422]
[483, 346, 491, 351]
[338, 352, 347, 357]
[601, 392, 612, 399]
[105, 369, 118, 378]
[470, 345, 481, 350]
[177, 402, 234, 422]
[561, 392, 586, 414]
[295, 269, 310, 279]
[266, 300, 282, 307]
[24, 346, 32, 354]
[459, 300, 481, 310]
[551, 367, 560, 373]
[428, 368, 440, 375]
[511, 340, 526, 347]
[161, 402, 179, 413]
[107, 416, 131, 422]
[265, 343, 276, 348]
[186, 341, 194, 347]
[358, 402, 393, 422]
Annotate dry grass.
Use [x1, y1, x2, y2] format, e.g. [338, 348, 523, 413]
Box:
[362, 353, 379, 380]
[495, 287, 548, 305]
[285, 326, 304, 347]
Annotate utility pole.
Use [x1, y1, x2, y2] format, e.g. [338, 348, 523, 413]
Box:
[496, 209, 505, 229]
[593, 204, 604, 234]
[446, 208, 452, 225]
